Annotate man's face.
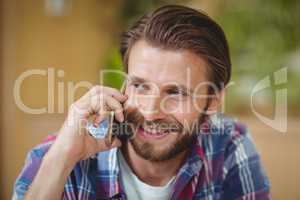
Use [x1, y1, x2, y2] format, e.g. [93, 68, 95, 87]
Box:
[123, 40, 211, 162]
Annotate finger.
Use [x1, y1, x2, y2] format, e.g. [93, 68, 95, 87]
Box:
[103, 95, 124, 122]
[72, 85, 127, 113]
[110, 138, 122, 148]
[90, 85, 127, 102]
[101, 86, 128, 102]
[88, 94, 106, 116]
[77, 87, 125, 123]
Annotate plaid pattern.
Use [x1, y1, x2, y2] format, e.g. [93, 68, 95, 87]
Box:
[13, 115, 270, 200]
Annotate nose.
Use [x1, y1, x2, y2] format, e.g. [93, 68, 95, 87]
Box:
[139, 94, 166, 121]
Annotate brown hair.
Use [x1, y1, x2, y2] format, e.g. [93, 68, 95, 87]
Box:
[120, 5, 231, 93]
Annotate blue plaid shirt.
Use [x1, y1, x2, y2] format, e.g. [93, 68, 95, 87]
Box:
[13, 114, 270, 199]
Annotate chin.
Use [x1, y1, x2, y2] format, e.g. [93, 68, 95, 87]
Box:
[130, 133, 191, 162]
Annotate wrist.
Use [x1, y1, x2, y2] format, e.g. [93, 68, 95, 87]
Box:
[44, 143, 78, 172]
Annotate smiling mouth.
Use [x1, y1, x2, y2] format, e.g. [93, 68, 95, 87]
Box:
[143, 125, 170, 134]
[138, 126, 170, 139]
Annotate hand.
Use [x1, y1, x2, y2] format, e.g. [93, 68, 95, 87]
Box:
[50, 85, 128, 164]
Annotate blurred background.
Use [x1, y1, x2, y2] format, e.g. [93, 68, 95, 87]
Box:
[0, 0, 299, 199]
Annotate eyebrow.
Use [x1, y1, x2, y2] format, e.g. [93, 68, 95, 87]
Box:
[127, 75, 147, 83]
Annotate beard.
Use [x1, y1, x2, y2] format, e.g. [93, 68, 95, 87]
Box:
[122, 107, 207, 162]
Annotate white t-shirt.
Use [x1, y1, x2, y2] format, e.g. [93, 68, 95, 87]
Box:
[118, 150, 175, 200]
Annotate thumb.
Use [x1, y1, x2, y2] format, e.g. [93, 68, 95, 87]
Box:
[96, 137, 122, 152]
[108, 138, 122, 149]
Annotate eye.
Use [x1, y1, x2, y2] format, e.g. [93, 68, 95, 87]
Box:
[166, 88, 188, 96]
[133, 83, 140, 88]
[132, 82, 149, 91]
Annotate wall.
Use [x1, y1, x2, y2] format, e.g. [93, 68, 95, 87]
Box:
[0, 0, 121, 198]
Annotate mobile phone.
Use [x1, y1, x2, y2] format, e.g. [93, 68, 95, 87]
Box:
[87, 83, 133, 144]
[107, 82, 133, 143]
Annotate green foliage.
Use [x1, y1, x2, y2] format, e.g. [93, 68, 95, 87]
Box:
[102, 0, 168, 90]
[215, 0, 300, 111]
[102, 0, 300, 113]
[102, 48, 124, 90]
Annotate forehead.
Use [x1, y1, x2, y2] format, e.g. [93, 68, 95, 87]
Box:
[128, 40, 208, 88]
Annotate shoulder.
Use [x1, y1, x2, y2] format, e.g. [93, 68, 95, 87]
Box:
[197, 114, 270, 199]
[13, 135, 56, 199]
[198, 114, 252, 158]
[13, 134, 119, 198]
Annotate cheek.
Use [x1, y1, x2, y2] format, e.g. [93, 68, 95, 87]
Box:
[124, 86, 139, 109]
[193, 100, 209, 115]
[174, 112, 199, 128]
[124, 87, 156, 113]
[165, 99, 204, 116]
[156, 98, 190, 114]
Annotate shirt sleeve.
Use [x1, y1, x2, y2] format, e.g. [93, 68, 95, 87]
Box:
[222, 125, 271, 200]
[12, 140, 54, 200]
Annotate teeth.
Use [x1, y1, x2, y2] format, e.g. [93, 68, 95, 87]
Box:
[143, 126, 169, 134]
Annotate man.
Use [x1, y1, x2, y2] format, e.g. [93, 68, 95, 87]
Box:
[13, 5, 270, 200]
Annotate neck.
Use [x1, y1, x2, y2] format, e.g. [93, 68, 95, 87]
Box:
[121, 142, 188, 186]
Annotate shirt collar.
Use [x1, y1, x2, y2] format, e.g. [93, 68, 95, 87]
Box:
[169, 138, 204, 199]
[95, 137, 205, 199]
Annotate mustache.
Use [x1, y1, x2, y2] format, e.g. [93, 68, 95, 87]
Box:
[124, 107, 184, 133]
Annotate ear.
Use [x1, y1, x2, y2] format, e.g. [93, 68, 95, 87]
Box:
[205, 89, 225, 115]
